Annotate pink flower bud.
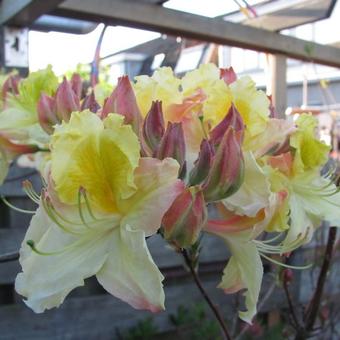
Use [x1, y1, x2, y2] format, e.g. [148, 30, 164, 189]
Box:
[142, 101, 165, 153]
[70, 73, 83, 99]
[189, 139, 214, 186]
[267, 95, 279, 118]
[220, 67, 237, 85]
[0, 133, 40, 157]
[37, 93, 58, 134]
[81, 91, 100, 113]
[55, 77, 80, 122]
[281, 268, 293, 284]
[1, 75, 20, 106]
[203, 127, 244, 202]
[210, 103, 244, 146]
[162, 186, 207, 248]
[156, 122, 186, 179]
[101, 76, 142, 134]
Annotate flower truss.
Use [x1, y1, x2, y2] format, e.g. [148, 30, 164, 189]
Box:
[0, 63, 339, 324]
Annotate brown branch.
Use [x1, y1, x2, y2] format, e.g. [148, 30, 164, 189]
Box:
[295, 226, 337, 340]
[181, 248, 232, 340]
[283, 278, 301, 331]
[0, 251, 19, 263]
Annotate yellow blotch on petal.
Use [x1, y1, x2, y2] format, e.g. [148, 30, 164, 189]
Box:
[181, 63, 232, 126]
[230, 76, 269, 138]
[290, 114, 330, 173]
[51, 111, 140, 213]
[134, 67, 182, 117]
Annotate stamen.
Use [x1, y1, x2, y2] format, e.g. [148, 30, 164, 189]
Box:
[79, 187, 100, 221]
[1, 196, 35, 214]
[260, 233, 283, 244]
[78, 188, 93, 229]
[26, 240, 64, 256]
[198, 115, 209, 139]
[259, 252, 312, 270]
[22, 180, 40, 204]
[41, 192, 81, 235]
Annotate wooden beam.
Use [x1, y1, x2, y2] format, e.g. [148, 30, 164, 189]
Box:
[0, 0, 63, 26]
[268, 54, 287, 118]
[52, 0, 340, 68]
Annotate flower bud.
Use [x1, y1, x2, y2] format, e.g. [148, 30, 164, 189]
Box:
[220, 67, 237, 85]
[203, 127, 244, 202]
[101, 76, 142, 134]
[55, 77, 80, 122]
[162, 186, 207, 248]
[0, 133, 40, 157]
[156, 122, 186, 179]
[210, 103, 244, 146]
[142, 101, 165, 153]
[70, 73, 83, 99]
[81, 91, 100, 113]
[189, 139, 214, 186]
[37, 93, 58, 134]
[281, 268, 293, 284]
[1, 74, 20, 104]
[267, 95, 278, 118]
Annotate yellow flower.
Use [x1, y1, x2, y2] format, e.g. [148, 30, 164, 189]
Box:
[16, 111, 184, 313]
[51, 111, 139, 212]
[134, 67, 182, 117]
[181, 64, 232, 125]
[290, 113, 330, 174]
[230, 76, 269, 138]
[0, 66, 58, 143]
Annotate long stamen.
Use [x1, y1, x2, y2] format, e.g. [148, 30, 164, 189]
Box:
[26, 240, 65, 256]
[260, 233, 283, 244]
[22, 180, 40, 204]
[1, 196, 36, 214]
[259, 252, 312, 270]
[41, 192, 81, 235]
[79, 187, 101, 221]
[78, 188, 93, 229]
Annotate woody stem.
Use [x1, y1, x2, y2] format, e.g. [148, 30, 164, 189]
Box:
[181, 248, 232, 340]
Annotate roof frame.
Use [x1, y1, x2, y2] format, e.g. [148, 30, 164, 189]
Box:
[0, 0, 64, 26]
[50, 0, 340, 68]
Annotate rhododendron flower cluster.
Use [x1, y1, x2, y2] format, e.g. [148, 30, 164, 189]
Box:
[1, 64, 339, 324]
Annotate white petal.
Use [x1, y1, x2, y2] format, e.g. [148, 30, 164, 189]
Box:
[15, 207, 112, 313]
[223, 152, 270, 217]
[219, 233, 263, 324]
[96, 224, 165, 312]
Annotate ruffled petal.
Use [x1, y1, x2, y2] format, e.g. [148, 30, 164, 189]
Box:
[96, 225, 165, 312]
[15, 207, 112, 313]
[206, 225, 263, 324]
[120, 157, 184, 236]
[219, 238, 263, 324]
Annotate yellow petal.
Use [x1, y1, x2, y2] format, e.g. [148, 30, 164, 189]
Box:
[51, 111, 140, 213]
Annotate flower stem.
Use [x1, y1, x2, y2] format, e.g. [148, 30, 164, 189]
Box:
[295, 226, 337, 340]
[0, 251, 19, 263]
[181, 248, 232, 340]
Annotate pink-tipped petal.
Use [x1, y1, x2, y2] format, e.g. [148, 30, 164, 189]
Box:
[162, 186, 207, 247]
[220, 67, 237, 85]
[96, 225, 165, 313]
[157, 122, 186, 178]
[55, 77, 80, 121]
[210, 103, 244, 145]
[203, 127, 244, 202]
[142, 100, 165, 152]
[37, 93, 58, 134]
[101, 76, 142, 133]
